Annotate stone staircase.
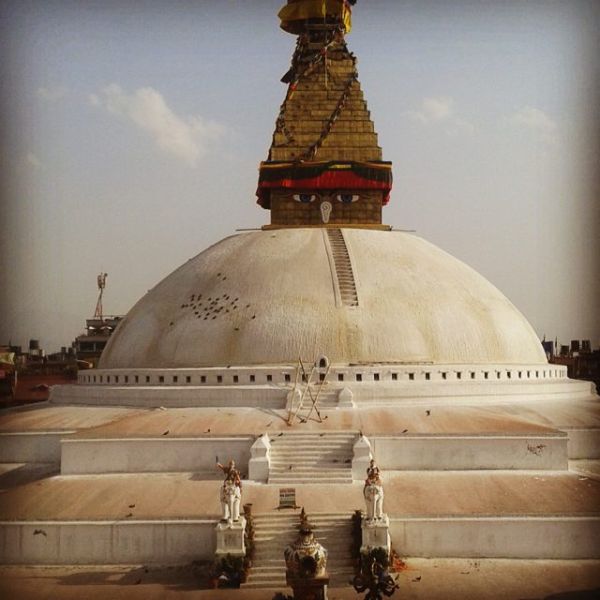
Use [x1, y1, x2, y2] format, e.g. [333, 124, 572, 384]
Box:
[268, 431, 356, 484]
[290, 384, 343, 412]
[327, 229, 359, 307]
[242, 511, 355, 589]
[307, 386, 342, 409]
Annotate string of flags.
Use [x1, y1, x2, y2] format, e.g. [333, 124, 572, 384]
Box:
[272, 34, 342, 152]
[302, 65, 357, 160]
[271, 33, 358, 161]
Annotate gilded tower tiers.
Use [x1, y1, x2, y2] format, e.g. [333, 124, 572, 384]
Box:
[257, 0, 393, 229]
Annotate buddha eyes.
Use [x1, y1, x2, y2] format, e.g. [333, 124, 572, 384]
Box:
[291, 193, 360, 204]
[336, 194, 360, 204]
[293, 194, 317, 204]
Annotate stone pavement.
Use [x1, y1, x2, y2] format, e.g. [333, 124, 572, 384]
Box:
[7, 401, 598, 439]
[1, 471, 598, 521]
[1, 559, 599, 599]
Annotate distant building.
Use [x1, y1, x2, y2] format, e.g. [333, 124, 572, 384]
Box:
[548, 338, 600, 392]
[0, 347, 17, 397]
[73, 315, 123, 367]
[72, 272, 124, 367]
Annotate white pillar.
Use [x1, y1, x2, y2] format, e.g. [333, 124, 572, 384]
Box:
[337, 386, 354, 407]
[248, 434, 271, 482]
[352, 434, 372, 481]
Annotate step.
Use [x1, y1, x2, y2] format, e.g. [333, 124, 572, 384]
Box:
[246, 567, 285, 576]
[242, 580, 286, 588]
[269, 467, 352, 473]
[268, 432, 357, 437]
[269, 466, 352, 472]
[271, 446, 353, 454]
[254, 529, 353, 537]
[270, 443, 354, 448]
[271, 439, 354, 452]
[270, 443, 353, 448]
[270, 450, 352, 455]
[252, 524, 351, 531]
[270, 451, 352, 456]
[253, 542, 352, 551]
[269, 470, 352, 476]
[268, 478, 352, 484]
[270, 447, 353, 452]
[253, 512, 353, 519]
[269, 454, 352, 460]
[270, 441, 354, 446]
[270, 457, 352, 462]
[253, 523, 352, 531]
[270, 436, 355, 441]
[254, 528, 353, 537]
[269, 438, 356, 442]
[257, 557, 353, 563]
[269, 467, 352, 472]
[270, 448, 353, 453]
[250, 559, 353, 567]
[245, 575, 288, 584]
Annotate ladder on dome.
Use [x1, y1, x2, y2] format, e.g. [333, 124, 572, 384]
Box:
[287, 358, 331, 425]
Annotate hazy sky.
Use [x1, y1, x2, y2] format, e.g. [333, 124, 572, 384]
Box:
[1, 0, 598, 353]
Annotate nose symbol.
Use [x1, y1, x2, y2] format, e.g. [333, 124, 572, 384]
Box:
[320, 201, 332, 224]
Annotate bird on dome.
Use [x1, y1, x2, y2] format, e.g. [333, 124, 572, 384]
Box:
[278, 0, 357, 35]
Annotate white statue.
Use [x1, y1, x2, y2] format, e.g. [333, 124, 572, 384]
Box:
[363, 459, 384, 521]
[217, 459, 242, 525]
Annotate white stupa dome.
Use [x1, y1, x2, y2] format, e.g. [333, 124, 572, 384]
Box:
[98, 228, 546, 369]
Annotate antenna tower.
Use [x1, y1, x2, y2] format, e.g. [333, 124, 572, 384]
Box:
[94, 273, 108, 319]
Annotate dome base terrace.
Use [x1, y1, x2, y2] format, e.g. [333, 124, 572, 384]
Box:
[49, 361, 596, 409]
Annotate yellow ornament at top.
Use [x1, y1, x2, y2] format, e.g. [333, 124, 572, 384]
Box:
[278, 0, 353, 35]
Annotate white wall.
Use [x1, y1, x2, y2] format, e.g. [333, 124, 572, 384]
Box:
[61, 436, 254, 475]
[0, 520, 215, 564]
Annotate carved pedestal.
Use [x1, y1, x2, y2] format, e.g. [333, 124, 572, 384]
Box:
[286, 574, 329, 600]
[215, 516, 247, 558]
[361, 514, 391, 555]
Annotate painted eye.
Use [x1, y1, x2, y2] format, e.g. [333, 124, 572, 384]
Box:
[336, 194, 360, 204]
[293, 193, 317, 204]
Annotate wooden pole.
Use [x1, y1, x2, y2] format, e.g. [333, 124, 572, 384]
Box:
[286, 358, 302, 425]
[306, 363, 330, 423]
[288, 360, 316, 424]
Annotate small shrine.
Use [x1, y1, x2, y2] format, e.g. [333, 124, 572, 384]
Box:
[284, 508, 330, 600]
